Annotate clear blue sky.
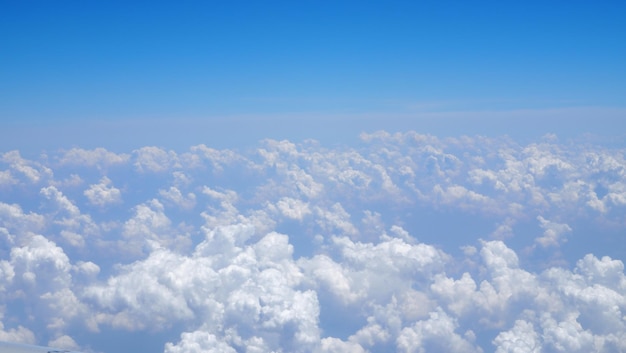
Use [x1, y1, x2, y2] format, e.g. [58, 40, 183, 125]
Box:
[1, 1, 625, 150]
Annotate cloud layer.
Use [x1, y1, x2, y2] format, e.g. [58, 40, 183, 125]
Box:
[0, 132, 625, 352]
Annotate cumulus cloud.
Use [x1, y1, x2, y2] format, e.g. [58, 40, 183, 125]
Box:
[134, 146, 179, 173]
[159, 186, 196, 210]
[493, 320, 540, 353]
[0, 170, 17, 187]
[84, 177, 122, 207]
[1, 151, 51, 184]
[535, 216, 572, 248]
[0, 132, 624, 353]
[58, 148, 130, 169]
[0, 319, 35, 345]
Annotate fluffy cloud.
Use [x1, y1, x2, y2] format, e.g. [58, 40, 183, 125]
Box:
[0, 319, 35, 345]
[1, 151, 52, 184]
[535, 216, 572, 248]
[57, 148, 130, 169]
[84, 177, 122, 207]
[134, 146, 179, 173]
[0, 132, 624, 353]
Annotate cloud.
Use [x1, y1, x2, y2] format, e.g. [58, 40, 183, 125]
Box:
[1, 151, 52, 184]
[58, 148, 130, 169]
[86, 225, 321, 352]
[396, 308, 481, 353]
[493, 320, 540, 353]
[0, 319, 35, 345]
[84, 177, 122, 207]
[535, 216, 572, 248]
[40, 186, 99, 248]
[134, 147, 179, 173]
[0, 170, 17, 187]
[0, 202, 45, 245]
[0, 132, 625, 352]
[159, 187, 196, 211]
[10, 234, 72, 290]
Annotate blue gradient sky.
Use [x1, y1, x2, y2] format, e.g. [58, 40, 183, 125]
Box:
[2, 1, 625, 146]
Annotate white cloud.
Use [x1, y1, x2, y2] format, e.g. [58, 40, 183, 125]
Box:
[165, 332, 237, 353]
[84, 177, 122, 207]
[134, 146, 179, 173]
[10, 234, 72, 290]
[535, 216, 572, 248]
[396, 308, 481, 353]
[47, 334, 80, 350]
[122, 199, 189, 255]
[540, 312, 595, 352]
[272, 197, 311, 220]
[0, 202, 45, 245]
[0, 132, 625, 352]
[1, 150, 51, 184]
[0, 319, 35, 345]
[86, 225, 321, 351]
[0, 261, 14, 293]
[187, 144, 251, 172]
[159, 186, 196, 210]
[314, 203, 358, 238]
[0, 170, 17, 186]
[40, 186, 99, 248]
[493, 320, 540, 353]
[58, 148, 130, 168]
[319, 337, 366, 353]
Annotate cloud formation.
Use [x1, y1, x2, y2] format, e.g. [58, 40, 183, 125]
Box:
[0, 132, 624, 352]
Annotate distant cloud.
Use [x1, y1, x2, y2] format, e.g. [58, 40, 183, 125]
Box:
[535, 216, 572, 248]
[58, 148, 130, 169]
[0, 131, 624, 352]
[134, 146, 179, 173]
[84, 177, 122, 207]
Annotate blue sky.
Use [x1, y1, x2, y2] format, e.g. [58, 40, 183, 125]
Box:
[1, 2, 626, 353]
[2, 1, 625, 150]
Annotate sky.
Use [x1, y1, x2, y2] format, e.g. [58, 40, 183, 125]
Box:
[1, 1, 626, 353]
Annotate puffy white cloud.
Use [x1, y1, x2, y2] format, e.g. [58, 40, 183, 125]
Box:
[493, 320, 540, 353]
[314, 203, 358, 238]
[1, 150, 52, 184]
[73, 261, 100, 278]
[0, 132, 625, 353]
[0, 319, 35, 345]
[134, 146, 179, 173]
[187, 144, 251, 172]
[319, 337, 366, 353]
[271, 197, 311, 220]
[84, 247, 196, 331]
[0, 261, 14, 293]
[58, 148, 130, 168]
[0, 202, 45, 245]
[47, 334, 80, 350]
[40, 186, 98, 248]
[159, 186, 196, 210]
[164, 331, 237, 353]
[10, 234, 72, 290]
[84, 177, 122, 207]
[122, 199, 189, 255]
[0, 170, 17, 187]
[535, 216, 572, 248]
[85, 225, 321, 352]
[396, 308, 481, 353]
[540, 312, 595, 352]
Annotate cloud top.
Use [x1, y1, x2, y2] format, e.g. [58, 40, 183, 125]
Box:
[0, 132, 624, 353]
